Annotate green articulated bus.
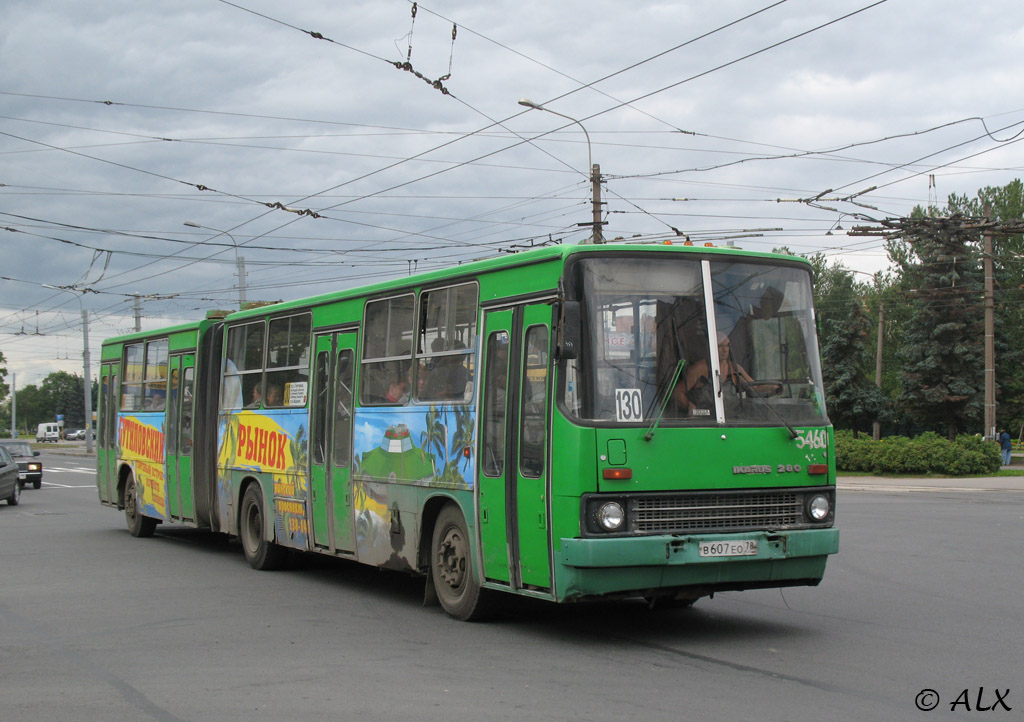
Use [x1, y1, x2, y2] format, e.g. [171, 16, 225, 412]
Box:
[96, 243, 839, 620]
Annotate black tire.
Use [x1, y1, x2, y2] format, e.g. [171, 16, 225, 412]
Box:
[431, 504, 491, 621]
[33, 479, 41, 490]
[124, 473, 157, 537]
[239, 485, 287, 571]
[7, 480, 20, 506]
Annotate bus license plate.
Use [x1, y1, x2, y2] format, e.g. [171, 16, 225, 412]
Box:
[698, 540, 758, 557]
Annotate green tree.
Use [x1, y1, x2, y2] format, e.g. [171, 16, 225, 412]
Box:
[944, 180, 1024, 430]
[806, 254, 887, 434]
[13, 384, 48, 432]
[41, 371, 87, 428]
[820, 293, 888, 437]
[0, 350, 8, 402]
[887, 215, 985, 440]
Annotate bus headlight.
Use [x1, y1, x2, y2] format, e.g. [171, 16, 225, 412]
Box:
[597, 502, 625, 531]
[807, 494, 831, 522]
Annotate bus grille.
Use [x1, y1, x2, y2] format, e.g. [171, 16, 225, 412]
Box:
[631, 491, 802, 534]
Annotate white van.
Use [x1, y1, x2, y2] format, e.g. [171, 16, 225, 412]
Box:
[36, 423, 60, 443]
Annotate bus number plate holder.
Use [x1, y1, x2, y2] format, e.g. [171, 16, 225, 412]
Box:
[698, 540, 758, 558]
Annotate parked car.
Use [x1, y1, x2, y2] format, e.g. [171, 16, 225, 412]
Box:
[0, 440, 43, 489]
[65, 429, 84, 440]
[0, 446, 21, 505]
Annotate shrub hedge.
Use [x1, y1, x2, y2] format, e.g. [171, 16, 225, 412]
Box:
[835, 430, 1002, 476]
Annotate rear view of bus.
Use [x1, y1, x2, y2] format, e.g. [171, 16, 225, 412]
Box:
[548, 249, 838, 607]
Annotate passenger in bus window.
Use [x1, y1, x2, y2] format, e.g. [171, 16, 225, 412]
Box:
[386, 375, 409, 404]
[416, 362, 431, 399]
[675, 333, 780, 415]
[265, 384, 283, 407]
[424, 341, 469, 400]
[245, 385, 263, 408]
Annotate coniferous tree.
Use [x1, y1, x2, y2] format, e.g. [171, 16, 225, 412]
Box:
[945, 181, 1024, 430]
[888, 216, 985, 440]
[807, 254, 888, 434]
[818, 278, 887, 436]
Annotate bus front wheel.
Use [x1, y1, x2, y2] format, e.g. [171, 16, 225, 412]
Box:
[239, 485, 287, 571]
[431, 504, 491, 621]
[124, 473, 157, 538]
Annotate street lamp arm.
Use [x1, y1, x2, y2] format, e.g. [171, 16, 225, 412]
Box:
[518, 98, 592, 172]
[183, 221, 247, 305]
[518, 98, 604, 243]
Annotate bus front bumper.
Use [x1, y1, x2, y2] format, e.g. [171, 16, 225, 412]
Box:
[554, 528, 838, 600]
[560, 527, 838, 568]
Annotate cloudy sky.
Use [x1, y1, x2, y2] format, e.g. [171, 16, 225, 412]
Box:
[3, 0, 1023, 388]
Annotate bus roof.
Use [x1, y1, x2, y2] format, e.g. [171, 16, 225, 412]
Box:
[220, 242, 811, 322]
[101, 318, 215, 349]
[98, 242, 812, 344]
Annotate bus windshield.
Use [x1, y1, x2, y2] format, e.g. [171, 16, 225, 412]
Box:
[568, 255, 827, 427]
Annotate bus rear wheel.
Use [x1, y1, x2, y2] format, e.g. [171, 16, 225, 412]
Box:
[124, 473, 157, 537]
[431, 504, 491, 621]
[239, 485, 287, 571]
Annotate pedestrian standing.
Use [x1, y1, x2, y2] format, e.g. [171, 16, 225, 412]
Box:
[998, 429, 1013, 466]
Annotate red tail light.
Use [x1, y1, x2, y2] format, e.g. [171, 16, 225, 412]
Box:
[602, 468, 633, 480]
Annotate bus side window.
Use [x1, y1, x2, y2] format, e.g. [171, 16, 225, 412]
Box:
[266, 314, 311, 408]
[167, 367, 180, 453]
[223, 322, 264, 410]
[180, 368, 194, 455]
[360, 295, 414, 405]
[99, 374, 109, 447]
[143, 339, 169, 410]
[481, 331, 509, 477]
[520, 326, 549, 479]
[333, 350, 354, 467]
[122, 343, 144, 411]
[312, 351, 329, 466]
[416, 283, 478, 403]
[107, 373, 118, 445]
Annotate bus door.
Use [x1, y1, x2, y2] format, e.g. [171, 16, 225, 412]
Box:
[98, 363, 118, 504]
[165, 355, 182, 519]
[165, 353, 197, 522]
[479, 304, 553, 591]
[310, 331, 357, 553]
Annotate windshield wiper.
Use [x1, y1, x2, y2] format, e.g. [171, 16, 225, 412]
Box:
[644, 359, 685, 441]
[737, 380, 798, 439]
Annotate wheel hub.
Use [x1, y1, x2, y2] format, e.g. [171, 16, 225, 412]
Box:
[437, 527, 467, 590]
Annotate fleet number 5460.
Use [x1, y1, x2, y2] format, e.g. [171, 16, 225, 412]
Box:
[795, 429, 828, 449]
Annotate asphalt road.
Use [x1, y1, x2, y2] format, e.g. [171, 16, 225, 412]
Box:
[1, 451, 1021, 722]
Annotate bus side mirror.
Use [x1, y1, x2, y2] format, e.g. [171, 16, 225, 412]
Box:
[557, 301, 580, 360]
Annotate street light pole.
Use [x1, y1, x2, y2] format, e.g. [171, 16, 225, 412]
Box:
[183, 222, 248, 307]
[42, 285, 94, 453]
[518, 99, 604, 243]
